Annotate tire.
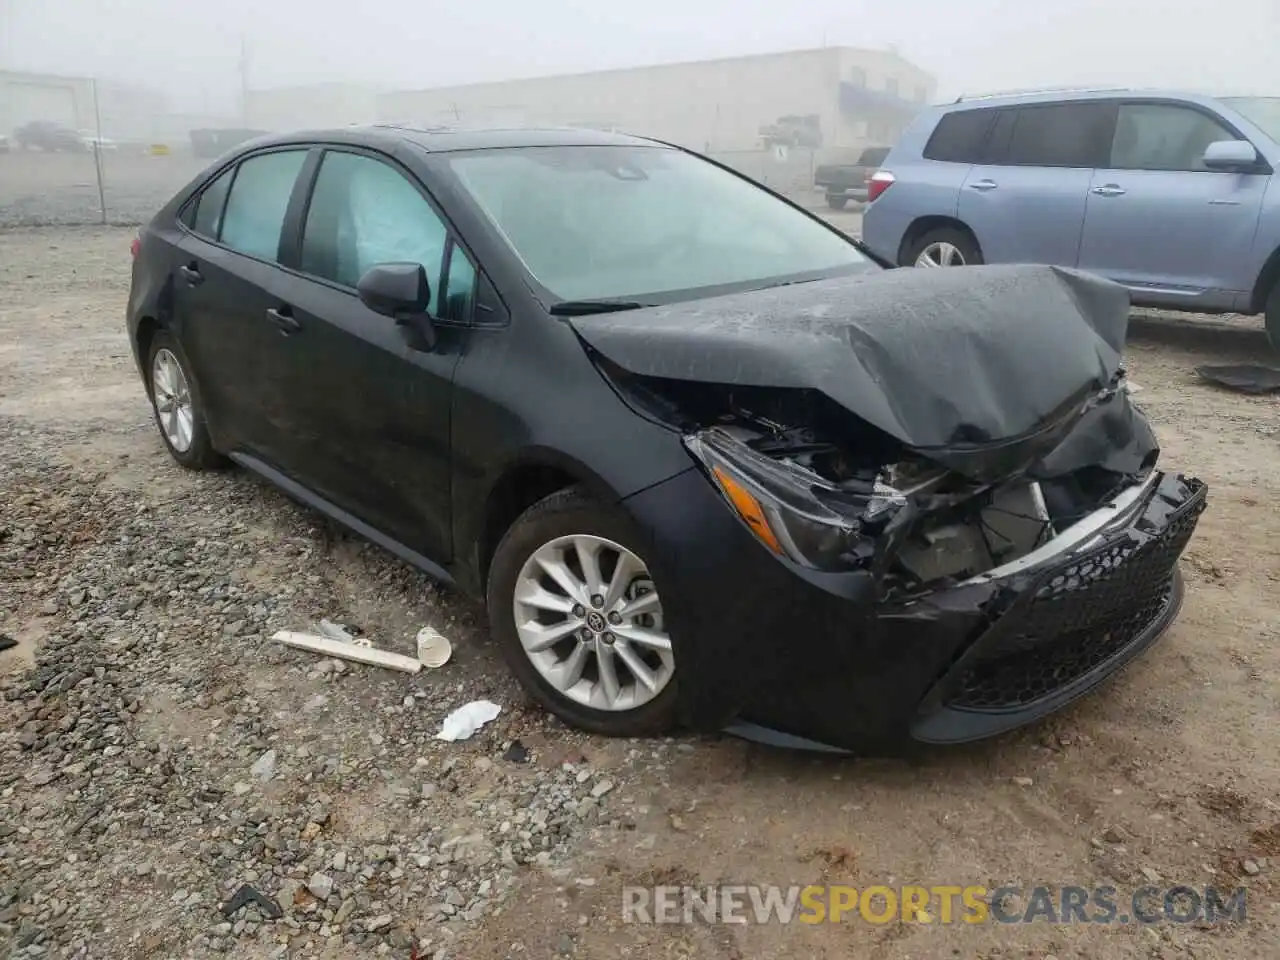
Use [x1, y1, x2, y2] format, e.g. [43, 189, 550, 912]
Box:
[1266, 282, 1280, 352]
[486, 487, 681, 737]
[826, 194, 849, 211]
[145, 329, 221, 469]
[903, 226, 983, 268]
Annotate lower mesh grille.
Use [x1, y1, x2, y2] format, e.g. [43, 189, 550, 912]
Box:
[948, 483, 1204, 712]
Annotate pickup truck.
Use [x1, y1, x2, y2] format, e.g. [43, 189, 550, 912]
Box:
[813, 146, 890, 210]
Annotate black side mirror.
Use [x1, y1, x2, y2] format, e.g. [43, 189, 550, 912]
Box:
[357, 262, 435, 350]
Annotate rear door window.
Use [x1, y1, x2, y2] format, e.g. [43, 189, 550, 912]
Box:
[1110, 103, 1239, 171]
[922, 108, 998, 162]
[1000, 102, 1116, 168]
[219, 150, 308, 261]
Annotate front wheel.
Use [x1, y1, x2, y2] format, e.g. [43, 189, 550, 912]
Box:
[486, 488, 680, 737]
[904, 227, 983, 268]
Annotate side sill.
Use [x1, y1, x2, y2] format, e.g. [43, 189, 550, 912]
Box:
[228, 451, 456, 587]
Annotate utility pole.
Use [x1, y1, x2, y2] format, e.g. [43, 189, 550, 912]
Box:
[239, 37, 250, 126]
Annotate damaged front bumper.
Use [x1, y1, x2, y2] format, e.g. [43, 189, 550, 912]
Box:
[908, 470, 1205, 745]
[623, 466, 1207, 754]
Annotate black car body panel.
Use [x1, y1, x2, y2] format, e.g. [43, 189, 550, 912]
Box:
[126, 124, 1207, 753]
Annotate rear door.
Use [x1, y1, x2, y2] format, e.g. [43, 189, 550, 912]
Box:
[270, 147, 479, 561]
[1076, 100, 1269, 300]
[173, 148, 312, 461]
[958, 101, 1116, 266]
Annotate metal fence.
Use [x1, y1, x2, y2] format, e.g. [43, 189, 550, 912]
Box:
[0, 144, 206, 228]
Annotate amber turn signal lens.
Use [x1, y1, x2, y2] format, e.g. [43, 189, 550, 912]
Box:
[711, 465, 784, 556]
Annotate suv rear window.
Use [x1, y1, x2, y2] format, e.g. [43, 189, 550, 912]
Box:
[923, 108, 997, 162]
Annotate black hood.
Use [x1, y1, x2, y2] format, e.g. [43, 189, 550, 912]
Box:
[570, 264, 1138, 478]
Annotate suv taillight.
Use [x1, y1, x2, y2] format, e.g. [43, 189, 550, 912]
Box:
[130, 231, 141, 260]
[867, 170, 896, 203]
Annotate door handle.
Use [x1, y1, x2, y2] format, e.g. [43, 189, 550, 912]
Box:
[1091, 185, 1127, 197]
[266, 306, 301, 335]
[968, 179, 998, 191]
[178, 264, 203, 286]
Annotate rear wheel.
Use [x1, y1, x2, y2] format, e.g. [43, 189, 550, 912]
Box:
[146, 330, 221, 469]
[1266, 282, 1280, 351]
[486, 487, 680, 737]
[904, 226, 983, 268]
[826, 194, 849, 211]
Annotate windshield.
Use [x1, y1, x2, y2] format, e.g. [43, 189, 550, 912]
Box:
[1222, 97, 1280, 143]
[443, 145, 869, 303]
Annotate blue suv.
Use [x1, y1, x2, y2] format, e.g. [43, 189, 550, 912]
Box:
[861, 90, 1280, 347]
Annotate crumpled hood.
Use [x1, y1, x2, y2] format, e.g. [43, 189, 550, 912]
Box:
[570, 264, 1131, 462]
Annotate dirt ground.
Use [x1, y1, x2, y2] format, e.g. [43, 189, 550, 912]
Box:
[1, 225, 1278, 960]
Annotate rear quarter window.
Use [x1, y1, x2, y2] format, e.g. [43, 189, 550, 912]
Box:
[922, 108, 998, 162]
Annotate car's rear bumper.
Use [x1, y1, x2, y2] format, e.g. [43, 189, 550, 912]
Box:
[623, 467, 1207, 754]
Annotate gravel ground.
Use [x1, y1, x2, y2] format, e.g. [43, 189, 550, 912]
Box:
[2, 225, 1279, 960]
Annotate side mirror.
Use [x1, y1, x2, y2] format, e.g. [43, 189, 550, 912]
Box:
[357, 262, 435, 350]
[1202, 139, 1259, 171]
[357, 261, 431, 316]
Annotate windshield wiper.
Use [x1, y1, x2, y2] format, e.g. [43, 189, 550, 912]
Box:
[548, 298, 655, 316]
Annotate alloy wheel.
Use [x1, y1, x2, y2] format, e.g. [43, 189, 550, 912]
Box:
[151, 348, 195, 453]
[915, 241, 966, 267]
[512, 534, 675, 712]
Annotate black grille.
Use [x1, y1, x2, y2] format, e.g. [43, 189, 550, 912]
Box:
[948, 485, 1205, 711]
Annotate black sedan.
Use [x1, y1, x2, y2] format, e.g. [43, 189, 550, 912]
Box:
[126, 125, 1206, 753]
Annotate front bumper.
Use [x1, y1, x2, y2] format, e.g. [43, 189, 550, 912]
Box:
[623, 468, 1207, 753]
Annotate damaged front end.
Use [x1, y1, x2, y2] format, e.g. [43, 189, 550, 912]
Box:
[573, 263, 1171, 598]
[625, 373, 1160, 599]
[572, 264, 1208, 749]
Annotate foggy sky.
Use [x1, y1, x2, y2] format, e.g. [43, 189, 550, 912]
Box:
[4, 0, 1277, 113]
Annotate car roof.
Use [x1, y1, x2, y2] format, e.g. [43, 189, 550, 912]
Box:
[943, 88, 1230, 110]
[238, 123, 667, 154]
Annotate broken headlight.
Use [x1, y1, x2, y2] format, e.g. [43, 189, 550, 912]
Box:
[684, 428, 908, 571]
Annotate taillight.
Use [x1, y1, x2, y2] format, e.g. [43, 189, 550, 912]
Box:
[130, 232, 141, 260]
[867, 170, 896, 202]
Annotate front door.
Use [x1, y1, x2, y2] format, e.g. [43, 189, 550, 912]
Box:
[270, 148, 480, 562]
[1077, 101, 1268, 302]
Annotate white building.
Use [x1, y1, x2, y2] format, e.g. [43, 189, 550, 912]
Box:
[378, 47, 937, 159]
[0, 70, 96, 133]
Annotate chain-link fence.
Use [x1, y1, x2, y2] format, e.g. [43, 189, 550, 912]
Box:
[0, 143, 206, 228]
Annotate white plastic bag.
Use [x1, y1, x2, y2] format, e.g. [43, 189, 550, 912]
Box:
[435, 700, 502, 741]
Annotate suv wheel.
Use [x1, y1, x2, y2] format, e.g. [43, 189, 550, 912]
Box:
[487, 488, 680, 737]
[905, 227, 983, 268]
[1266, 282, 1280, 351]
[146, 330, 220, 469]
[826, 194, 849, 211]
